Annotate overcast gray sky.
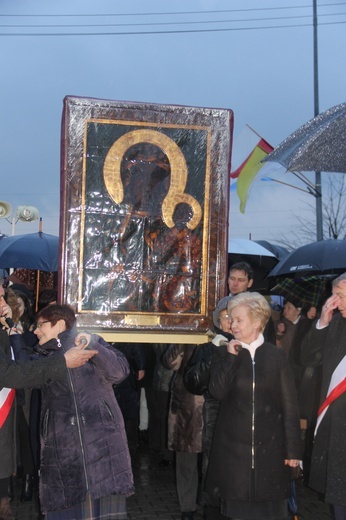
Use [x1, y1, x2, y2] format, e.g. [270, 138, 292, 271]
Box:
[1, 0, 345, 245]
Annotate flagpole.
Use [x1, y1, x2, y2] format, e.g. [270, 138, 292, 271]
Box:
[313, 0, 323, 240]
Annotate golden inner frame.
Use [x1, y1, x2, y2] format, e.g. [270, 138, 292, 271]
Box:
[103, 129, 202, 230]
[79, 119, 212, 319]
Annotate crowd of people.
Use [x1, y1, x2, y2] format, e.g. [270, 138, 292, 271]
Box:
[0, 261, 346, 520]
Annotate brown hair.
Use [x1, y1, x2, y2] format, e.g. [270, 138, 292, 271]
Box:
[4, 287, 21, 324]
[35, 304, 76, 330]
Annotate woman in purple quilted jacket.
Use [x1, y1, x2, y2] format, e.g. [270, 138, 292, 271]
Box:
[32, 304, 134, 520]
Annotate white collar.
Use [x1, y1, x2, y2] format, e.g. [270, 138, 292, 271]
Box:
[240, 333, 265, 359]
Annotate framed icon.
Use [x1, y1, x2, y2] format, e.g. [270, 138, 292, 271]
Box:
[60, 96, 233, 341]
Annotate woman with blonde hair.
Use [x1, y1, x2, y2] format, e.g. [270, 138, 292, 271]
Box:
[205, 292, 301, 520]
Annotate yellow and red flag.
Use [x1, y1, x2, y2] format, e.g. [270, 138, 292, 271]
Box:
[231, 125, 273, 213]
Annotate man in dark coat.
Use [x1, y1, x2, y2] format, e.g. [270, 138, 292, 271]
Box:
[303, 273, 346, 520]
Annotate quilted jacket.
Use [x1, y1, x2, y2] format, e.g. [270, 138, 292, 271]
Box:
[37, 328, 134, 513]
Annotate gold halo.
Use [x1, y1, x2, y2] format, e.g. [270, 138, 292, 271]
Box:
[103, 129, 202, 230]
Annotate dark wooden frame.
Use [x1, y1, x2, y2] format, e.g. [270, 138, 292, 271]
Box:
[59, 96, 232, 338]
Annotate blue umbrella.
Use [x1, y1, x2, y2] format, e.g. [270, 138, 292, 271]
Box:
[288, 480, 299, 519]
[0, 232, 59, 272]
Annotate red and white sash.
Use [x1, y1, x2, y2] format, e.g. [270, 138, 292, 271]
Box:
[0, 387, 15, 428]
[315, 355, 346, 435]
[0, 346, 16, 428]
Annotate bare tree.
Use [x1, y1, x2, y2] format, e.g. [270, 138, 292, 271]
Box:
[276, 173, 346, 249]
[323, 174, 346, 239]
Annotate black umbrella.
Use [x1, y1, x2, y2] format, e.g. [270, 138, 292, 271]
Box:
[254, 240, 290, 261]
[268, 239, 346, 277]
[0, 232, 58, 272]
[264, 101, 346, 173]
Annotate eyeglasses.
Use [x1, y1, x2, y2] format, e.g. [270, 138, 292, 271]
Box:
[219, 314, 231, 321]
[35, 320, 50, 329]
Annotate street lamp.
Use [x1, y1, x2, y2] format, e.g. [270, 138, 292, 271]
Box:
[0, 201, 39, 235]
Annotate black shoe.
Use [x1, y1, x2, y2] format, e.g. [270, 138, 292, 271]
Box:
[20, 474, 34, 502]
[181, 511, 195, 520]
[7, 477, 14, 502]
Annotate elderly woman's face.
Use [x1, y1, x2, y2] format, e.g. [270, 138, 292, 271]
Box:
[230, 304, 261, 344]
[283, 301, 301, 323]
[218, 309, 232, 334]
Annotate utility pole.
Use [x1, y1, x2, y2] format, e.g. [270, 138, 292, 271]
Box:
[313, 0, 323, 240]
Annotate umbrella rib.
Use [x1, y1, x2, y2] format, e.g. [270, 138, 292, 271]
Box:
[291, 171, 321, 197]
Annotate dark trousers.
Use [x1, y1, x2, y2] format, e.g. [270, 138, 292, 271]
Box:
[124, 418, 139, 457]
[17, 406, 34, 475]
[0, 477, 10, 499]
[142, 386, 158, 451]
[155, 390, 173, 461]
[176, 452, 199, 513]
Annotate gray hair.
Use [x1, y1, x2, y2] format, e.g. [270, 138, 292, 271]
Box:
[227, 291, 271, 332]
[333, 273, 346, 287]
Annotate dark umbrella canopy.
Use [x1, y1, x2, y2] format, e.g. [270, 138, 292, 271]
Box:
[254, 240, 290, 261]
[0, 232, 59, 272]
[264, 102, 346, 173]
[268, 239, 346, 277]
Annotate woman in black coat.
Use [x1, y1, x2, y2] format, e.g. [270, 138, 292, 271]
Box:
[205, 292, 301, 520]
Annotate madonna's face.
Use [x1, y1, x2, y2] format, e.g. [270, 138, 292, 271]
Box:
[121, 144, 170, 214]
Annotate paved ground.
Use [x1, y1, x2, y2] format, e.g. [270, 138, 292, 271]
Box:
[10, 447, 334, 519]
